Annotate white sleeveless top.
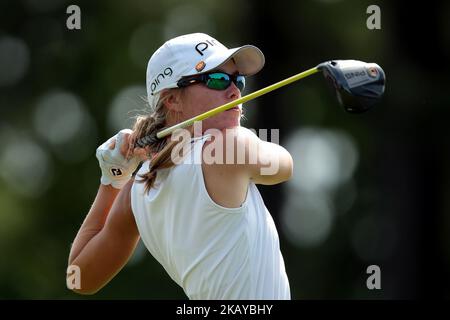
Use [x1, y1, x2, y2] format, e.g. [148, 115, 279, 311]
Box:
[130, 134, 290, 300]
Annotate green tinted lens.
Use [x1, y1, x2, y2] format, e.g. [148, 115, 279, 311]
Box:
[204, 73, 246, 92]
[206, 73, 231, 90]
[236, 75, 245, 91]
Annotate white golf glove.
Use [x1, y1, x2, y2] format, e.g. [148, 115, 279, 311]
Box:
[96, 129, 141, 189]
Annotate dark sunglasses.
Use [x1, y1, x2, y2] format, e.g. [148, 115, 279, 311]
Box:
[177, 72, 245, 92]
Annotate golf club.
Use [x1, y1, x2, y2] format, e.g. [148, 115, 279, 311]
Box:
[317, 60, 385, 113]
[137, 59, 385, 142]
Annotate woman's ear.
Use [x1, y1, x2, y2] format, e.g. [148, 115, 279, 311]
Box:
[163, 90, 183, 113]
[162, 90, 183, 125]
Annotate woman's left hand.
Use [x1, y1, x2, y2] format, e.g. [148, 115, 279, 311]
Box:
[96, 129, 142, 189]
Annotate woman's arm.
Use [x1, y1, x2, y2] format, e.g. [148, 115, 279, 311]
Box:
[67, 179, 140, 295]
[222, 126, 294, 185]
[68, 184, 120, 264]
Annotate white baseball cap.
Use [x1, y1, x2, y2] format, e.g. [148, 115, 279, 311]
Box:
[146, 33, 265, 107]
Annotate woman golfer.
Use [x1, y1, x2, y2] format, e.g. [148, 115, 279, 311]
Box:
[67, 33, 293, 299]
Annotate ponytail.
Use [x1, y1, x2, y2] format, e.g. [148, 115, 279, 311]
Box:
[132, 89, 188, 193]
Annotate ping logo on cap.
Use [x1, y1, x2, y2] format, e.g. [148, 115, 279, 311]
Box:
[195, 39, 218, 56]
[195, 61, 206, 72]
[150, 67, 174, 93]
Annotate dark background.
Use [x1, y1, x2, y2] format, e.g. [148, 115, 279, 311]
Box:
[0, 0, 448, 299]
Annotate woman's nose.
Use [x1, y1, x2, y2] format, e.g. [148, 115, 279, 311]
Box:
[226, 81, 240, 100]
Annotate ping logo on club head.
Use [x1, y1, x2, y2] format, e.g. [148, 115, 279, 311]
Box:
[367, 67, 379, 78]
[111, 168, 123, 176]
[344, 70, 367, 80]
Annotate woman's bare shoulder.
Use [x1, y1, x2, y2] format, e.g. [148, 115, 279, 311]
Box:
[200, 130, 250, 208]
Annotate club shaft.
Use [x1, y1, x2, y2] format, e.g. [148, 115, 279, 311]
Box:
[156, 66, 320, 138]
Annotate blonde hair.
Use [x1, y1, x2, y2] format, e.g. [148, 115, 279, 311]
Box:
[132, 89, 189, 193]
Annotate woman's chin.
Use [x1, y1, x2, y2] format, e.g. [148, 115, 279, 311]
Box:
[202, 118, 240, 132]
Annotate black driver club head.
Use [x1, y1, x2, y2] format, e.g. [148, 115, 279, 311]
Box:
[317, 60, 386, 113]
